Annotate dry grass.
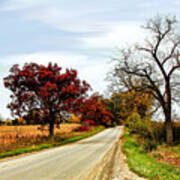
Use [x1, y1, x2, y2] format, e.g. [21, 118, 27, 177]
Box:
[0, 124, 81, 153]
[0, 124, 80, 136]
[151, 144, 180, 167]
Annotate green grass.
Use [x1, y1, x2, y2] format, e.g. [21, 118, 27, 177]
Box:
[123, 131, 180, 180]
[0, 126, 105, 159]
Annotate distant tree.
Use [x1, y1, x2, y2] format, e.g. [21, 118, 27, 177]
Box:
[5, 118, 13, 126]
[17, 117, 26, 125]
[12, 118, 18, 125]
[104, 90, 154, 125]
[103, 94, 123, 125]
[4, 62, 90, 136]
[80, 95, 113, 127]
[23, 108, 42, 125]
[108, 15, 180, 145]
[0, 114, 3, 125]
[0, 119, 3, 125]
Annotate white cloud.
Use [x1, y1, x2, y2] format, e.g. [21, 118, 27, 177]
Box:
[23, 6, 112, 33]
[0, 52, 110, 119]
[82, 22, 145, 49]
[0, 0, 110, 33]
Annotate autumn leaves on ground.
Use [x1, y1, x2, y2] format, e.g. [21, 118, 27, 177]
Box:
[0, 15, 180, 180]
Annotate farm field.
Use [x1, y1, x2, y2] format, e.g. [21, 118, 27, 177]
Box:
[0, 124, 82, 153]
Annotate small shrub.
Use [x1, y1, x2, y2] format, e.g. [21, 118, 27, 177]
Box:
[80, 126, 90, 131]
[125, 112, 141, 132]
[125, 112, 151, 138]
[143, 139, 158, 152]
[112, 121, 117, 127]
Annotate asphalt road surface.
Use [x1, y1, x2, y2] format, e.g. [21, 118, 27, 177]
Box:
[0, 126, 123, 180]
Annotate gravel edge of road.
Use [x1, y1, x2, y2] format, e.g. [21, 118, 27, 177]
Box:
[80, 127, 147, 180]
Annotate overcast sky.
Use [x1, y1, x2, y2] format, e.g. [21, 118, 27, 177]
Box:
[0, 0, 180, 119]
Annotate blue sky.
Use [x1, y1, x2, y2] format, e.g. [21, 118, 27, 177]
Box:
[0, 0, 180, 119]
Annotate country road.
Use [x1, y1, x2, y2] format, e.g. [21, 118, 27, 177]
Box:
[0, 126, 123, 180]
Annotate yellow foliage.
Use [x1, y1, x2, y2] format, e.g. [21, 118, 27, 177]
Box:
[18, 117, 23, 123]
[130, 91, 153, 116]
[113, 90, 154, 121]
[71, 114, 80, 123]
[17, 117, 26, 125]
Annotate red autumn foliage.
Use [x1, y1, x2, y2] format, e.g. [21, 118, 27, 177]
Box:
[4, 62, 90, 136]
[80, 126, 90, 131]
[79, 120, 95, 131]
[80, 96, 113, 127]
[84, 120, 95, 125]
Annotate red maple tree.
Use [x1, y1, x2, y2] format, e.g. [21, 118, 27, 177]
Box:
[80, 96, 113, 127]
[4, 62, 90, 136]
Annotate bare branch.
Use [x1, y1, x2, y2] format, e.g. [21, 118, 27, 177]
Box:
[168, 65, 180, 77]
[162, 41, 180, 65]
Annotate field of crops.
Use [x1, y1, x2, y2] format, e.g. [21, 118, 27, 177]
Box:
[0, 124, 81, 153]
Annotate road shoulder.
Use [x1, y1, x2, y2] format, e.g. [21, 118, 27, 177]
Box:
[81, 127, 147, 180]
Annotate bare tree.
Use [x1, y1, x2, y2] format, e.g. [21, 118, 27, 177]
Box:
[108, 15, 180, 145]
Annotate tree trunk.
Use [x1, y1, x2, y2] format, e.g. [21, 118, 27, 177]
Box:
[165, 115, 173, 146]
[49, 119, 54, 136]
[164, 81, 173, 145]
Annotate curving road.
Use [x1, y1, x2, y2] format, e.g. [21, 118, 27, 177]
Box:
[0, 126, 123, 180]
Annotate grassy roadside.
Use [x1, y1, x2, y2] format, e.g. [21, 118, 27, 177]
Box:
[123, 131, 180, 180]
[0, 126, 105, 159]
